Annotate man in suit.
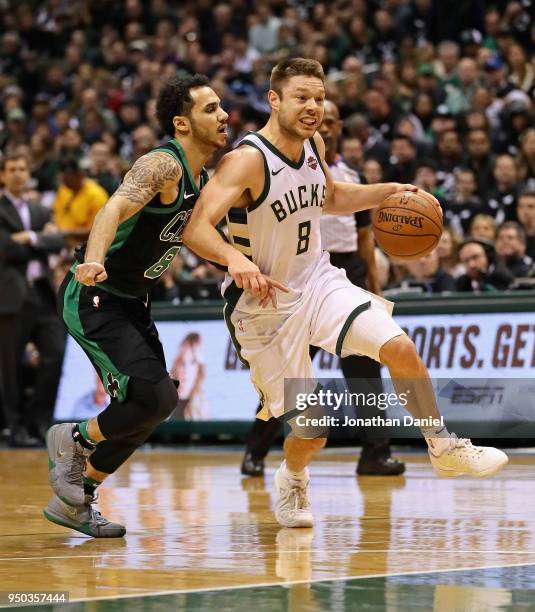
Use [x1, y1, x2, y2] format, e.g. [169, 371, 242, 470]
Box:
[0, 153, 66, 446]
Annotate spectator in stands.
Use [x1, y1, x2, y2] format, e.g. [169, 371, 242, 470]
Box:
[53, 156, 108, 242]
[485, 154, 520, 223]
[340, 136, 364, 173]
[433, 129, 464, 198]
[30, 131, 58, 196]
[414, 161, 444, 201]
[131, 125, 158, 161]
[456, 239, 513, 292]
[387, 134, 418, 183]
[362, 158, 383, 185]
[469, 213, 498, 242]
[516, 190, 535, 260]
[444, 168, 483, 236]
[495, 221, 534, 278]
[518, 128, 535, 191]
[344, 114, 389, 166]
[404, 249, 456, 293]
[464, 128, 495, 198]
[507, 43, 535, 93]
[434, 41, 461, 86]
[437, 227, 463, 278]
[444, 57, 480, 114]
[87, 142, 120, 196]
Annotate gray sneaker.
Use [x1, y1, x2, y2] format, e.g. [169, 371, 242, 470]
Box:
[47, 423, 93, 506]
[43, 495, 126, 538]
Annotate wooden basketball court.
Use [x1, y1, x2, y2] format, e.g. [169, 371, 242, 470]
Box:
[1, 448, 534, 610]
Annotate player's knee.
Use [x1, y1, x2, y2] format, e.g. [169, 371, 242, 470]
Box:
[380, 334, 422, 375]
[151, 376, 179, 422]
[129, 376, 177, 427]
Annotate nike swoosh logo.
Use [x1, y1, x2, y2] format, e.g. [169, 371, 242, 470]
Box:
[184, 192, 196, 199]
[271, 167, 285, 176]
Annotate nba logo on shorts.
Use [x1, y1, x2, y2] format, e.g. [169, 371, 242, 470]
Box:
[238, 319, 245, 333]
[93, 296, 100, 308]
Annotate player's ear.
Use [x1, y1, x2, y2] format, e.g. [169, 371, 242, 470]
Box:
[173, 115, 190, 136]
[268, 89, 280, 111]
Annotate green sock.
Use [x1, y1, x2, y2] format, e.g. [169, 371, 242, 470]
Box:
[78, 420, 98, 446]
[83, 474, 102, 497]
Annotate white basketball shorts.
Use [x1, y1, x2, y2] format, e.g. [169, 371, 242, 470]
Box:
[228, 252, 405, 419]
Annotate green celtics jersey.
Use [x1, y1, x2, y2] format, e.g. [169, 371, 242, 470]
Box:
[75, 139, 208, 298]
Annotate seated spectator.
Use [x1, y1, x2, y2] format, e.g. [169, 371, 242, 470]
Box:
[469, 213, 498, 243]
[517, 128, 535, 191]
[386, 133, 418, 183]
[463, 128, 495, 198]
[53, 156, 108, 243]
[456, 239, 513, 292]
[340, 136, 364, 173]
[404, 249, 456, 293]
[414, 161, 445, 200]
[516, 190, 535, 260]
[484, 154, 520, 223]
[436, 227, 464, 277]
[444, 167, 483, 236]
[87, 141, 120, 196]
[131, 125, 158, 162]
[444, 57, 480, 114]
[433, 129, 464, 198]
[362, 158, 383, 184]
[495, 221, 534, 278]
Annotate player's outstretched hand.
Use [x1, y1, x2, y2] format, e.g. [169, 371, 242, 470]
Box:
[259, 276, 289, 309]
[228, 253, 288, 307]
[75, 262, 108, 286]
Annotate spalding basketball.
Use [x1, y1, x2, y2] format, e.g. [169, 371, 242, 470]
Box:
[372, 190, 443, 260]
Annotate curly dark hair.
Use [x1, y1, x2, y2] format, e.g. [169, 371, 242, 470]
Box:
[156, 74, 210, 137]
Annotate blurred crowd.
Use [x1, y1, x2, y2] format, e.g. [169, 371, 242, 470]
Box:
[0, 0, 534, 443]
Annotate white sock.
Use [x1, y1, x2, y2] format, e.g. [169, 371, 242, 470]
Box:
[421, 425, 451, 456]
[281, 460, 308, 481]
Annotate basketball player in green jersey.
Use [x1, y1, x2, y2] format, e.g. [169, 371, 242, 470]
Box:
[44, 75, 230, 537]
[184, 58, 508, 528]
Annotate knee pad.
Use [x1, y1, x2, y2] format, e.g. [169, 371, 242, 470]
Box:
[98, 376, 177, 440]
[128, 376, 178, 426]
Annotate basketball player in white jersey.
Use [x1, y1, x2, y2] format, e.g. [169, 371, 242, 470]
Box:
[184, 59, 508, 528]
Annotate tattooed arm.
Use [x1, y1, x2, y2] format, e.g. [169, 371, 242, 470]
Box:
[76, 151, 181, 286]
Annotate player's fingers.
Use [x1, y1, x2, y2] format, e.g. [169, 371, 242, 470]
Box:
[269, 287, 277, 308]
[94, 270, 108, 282]
[234, 273, 243, 289]
[257, 274, 269, 298]
[400, 184, 419, 192]
[248, 275, 260, 296]
[259, 293, 270, 308]
[263, 275, 289, 293]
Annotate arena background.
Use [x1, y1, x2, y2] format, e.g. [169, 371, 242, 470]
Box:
[1, 0, 535, 610]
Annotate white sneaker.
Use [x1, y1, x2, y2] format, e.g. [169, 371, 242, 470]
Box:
[428, 434, 508, 478]
[274, 466, 314, 528]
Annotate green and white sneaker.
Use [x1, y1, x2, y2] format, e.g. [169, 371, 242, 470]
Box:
[43, 494, 126, 538]
[47, 423, 92, 506]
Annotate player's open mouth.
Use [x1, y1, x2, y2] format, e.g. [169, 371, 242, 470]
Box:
[218, 125, 227, 133]
[300, 119, 316, 127]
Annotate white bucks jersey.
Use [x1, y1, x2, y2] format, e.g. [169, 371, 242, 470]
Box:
[223, 132, 327, 312]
